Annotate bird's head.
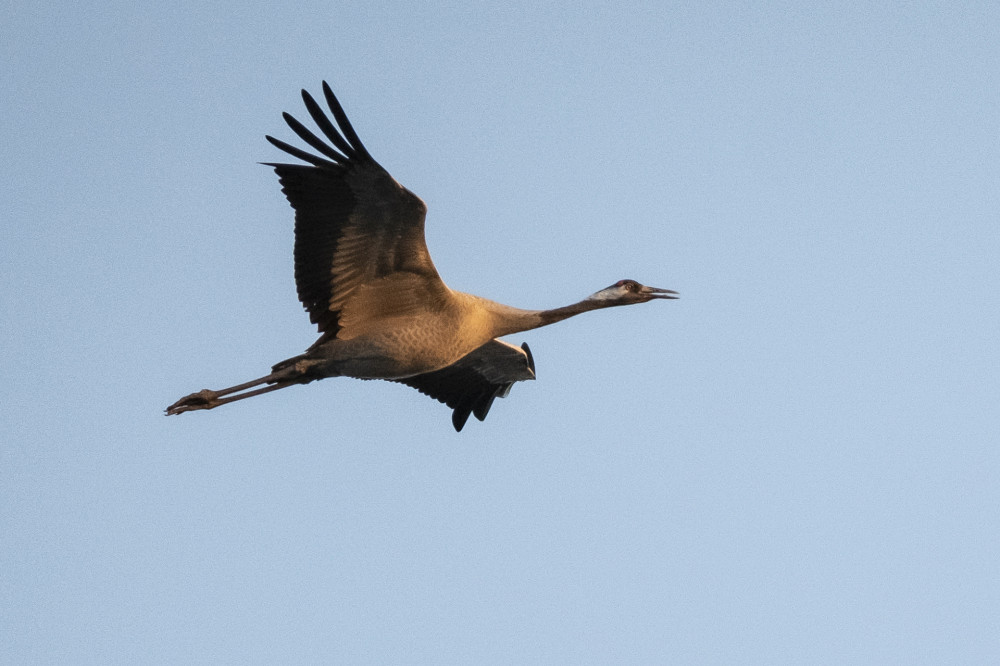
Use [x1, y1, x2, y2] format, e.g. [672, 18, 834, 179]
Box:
[587, 279, 678, 305]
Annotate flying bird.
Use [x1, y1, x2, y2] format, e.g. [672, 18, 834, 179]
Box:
[166, 82, 677, 430]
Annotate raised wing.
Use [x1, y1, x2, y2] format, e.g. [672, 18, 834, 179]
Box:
[393, 340, 537, 431]
[264, 82, 448, 339]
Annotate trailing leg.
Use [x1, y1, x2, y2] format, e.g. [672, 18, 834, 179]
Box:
[165, 357, 322, 415]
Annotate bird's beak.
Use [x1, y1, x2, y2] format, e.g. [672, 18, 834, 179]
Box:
[642, 286, 679, 300]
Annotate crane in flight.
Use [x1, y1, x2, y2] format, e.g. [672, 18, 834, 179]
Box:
[166, 82, 678, 430]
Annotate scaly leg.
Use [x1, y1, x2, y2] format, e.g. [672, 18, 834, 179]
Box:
[165, 359, 318, 415]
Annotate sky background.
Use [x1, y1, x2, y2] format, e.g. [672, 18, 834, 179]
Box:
[3, 1, 999, 663]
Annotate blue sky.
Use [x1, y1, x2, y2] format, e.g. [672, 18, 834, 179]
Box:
[3, 1, 999, 663]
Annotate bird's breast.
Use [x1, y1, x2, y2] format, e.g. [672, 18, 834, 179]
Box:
[323, 310, 495, 379]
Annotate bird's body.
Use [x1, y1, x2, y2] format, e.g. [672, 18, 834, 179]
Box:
[287, 294, 535, 379]
[167, 82, 677, 430]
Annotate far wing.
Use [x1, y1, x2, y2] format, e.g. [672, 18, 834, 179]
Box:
[393, 340, 537, 431]
[263, 82, 448, 339]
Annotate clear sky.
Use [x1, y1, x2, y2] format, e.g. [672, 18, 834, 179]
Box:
[3, 1, 998, 663]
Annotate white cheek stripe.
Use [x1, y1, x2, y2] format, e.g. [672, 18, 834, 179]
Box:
[589, 289, 620, 301]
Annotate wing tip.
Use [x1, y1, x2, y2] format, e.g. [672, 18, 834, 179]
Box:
[452, 407, 472, 432]
[521, 342, 536, 378]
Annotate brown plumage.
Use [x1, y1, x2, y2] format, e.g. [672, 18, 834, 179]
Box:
[166, 82, 677, 431]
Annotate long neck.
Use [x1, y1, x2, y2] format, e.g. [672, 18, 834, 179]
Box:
[483, 297, 612, 338]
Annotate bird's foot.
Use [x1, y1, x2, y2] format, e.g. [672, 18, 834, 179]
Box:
[165, 389, 220, 415]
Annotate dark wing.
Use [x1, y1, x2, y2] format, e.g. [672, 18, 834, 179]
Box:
[263, 81, 448, 339]
[393, 340, 537, 432]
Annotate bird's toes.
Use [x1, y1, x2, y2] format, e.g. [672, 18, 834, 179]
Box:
[165, 389, 218, 415]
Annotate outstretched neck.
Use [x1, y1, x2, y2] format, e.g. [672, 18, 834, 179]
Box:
[485, 297, 611, 337]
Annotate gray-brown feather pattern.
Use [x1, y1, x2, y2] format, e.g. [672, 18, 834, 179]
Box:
[263, 83, 442, 338]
